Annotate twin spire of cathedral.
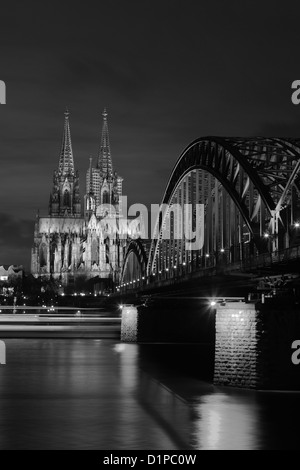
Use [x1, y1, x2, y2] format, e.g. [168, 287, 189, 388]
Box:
[98, 108, 113, 178]
[58, 107, 113, 179]
[58, 108, 75, 177]
[49, 108, 123, 219]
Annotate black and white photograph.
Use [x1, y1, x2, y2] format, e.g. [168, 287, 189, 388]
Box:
[0, 0, 300, 454]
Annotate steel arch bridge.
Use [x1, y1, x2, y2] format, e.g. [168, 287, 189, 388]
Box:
[120, 136, 300, 289]
[120, 239, 148, 289]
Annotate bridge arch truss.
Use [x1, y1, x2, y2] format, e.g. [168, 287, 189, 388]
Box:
[147, 136, 300, 278]
[120, 239, 148, 290]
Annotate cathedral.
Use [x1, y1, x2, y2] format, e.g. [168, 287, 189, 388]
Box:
[31, 108, 130, 292]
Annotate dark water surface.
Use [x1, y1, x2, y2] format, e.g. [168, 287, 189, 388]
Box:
[0, 339, 299, 450]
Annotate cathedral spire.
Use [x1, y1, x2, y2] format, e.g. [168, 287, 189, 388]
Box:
[97, 108, 113, 178]
[58, 108, 75, 176]
[88, 156, 93, 193]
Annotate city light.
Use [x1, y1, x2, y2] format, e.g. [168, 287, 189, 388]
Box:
[205, 254, 210, 258]
[210, 301, 216, 307]
[119, 304, 124, 310]
[295, 222, 300, 228]
[220, 248, 225, 253]
[263, 233, 269, 238]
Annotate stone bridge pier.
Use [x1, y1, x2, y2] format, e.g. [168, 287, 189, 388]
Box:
[213, 301, 300, 390]
[121, 299, 300, 390]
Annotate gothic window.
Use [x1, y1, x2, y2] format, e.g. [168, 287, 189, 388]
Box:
[91, 239, 98, 264]
[50, 241, 57, 273]
[103, 191, 109, 204]
[68, 241, 72, 268]
[105, 238, 110, 264]
[39, 243, 47, 268]
[87, 196, 95, 211]
[63, 190, 70, 206]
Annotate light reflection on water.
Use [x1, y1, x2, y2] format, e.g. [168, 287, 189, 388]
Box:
[0, 339, 299, 449]
[192, 393, 260, 450]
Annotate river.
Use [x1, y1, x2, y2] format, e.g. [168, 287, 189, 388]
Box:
[0, 338, 299, 449]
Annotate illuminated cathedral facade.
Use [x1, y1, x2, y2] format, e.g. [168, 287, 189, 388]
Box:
[31, 109, 131, 291]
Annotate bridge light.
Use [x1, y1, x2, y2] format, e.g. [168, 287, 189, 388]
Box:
[119, 304, 124, 310]
[210, 301, 216, 307]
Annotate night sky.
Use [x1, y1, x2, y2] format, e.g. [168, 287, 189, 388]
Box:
[0, 1, 300, 269]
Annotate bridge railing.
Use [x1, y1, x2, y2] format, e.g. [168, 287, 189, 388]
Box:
[241, 244, 300, 270]
[119, 244, 300, 293]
